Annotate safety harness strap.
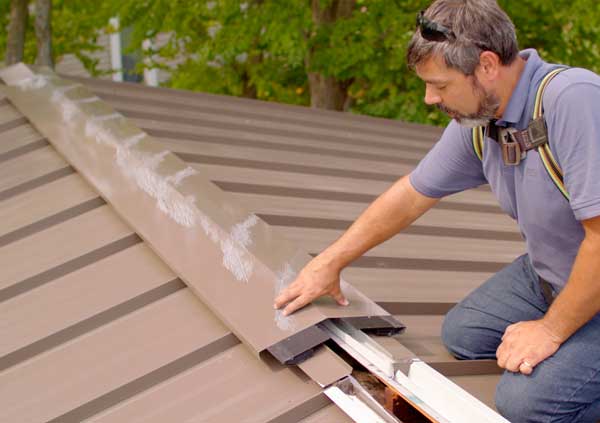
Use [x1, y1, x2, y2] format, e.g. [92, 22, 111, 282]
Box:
[471, 67, 569, 201]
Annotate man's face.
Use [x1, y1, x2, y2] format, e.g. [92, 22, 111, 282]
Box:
[415, 54, 500, 127]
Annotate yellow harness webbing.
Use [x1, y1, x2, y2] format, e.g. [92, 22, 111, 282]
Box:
[471, 68, 569, 201]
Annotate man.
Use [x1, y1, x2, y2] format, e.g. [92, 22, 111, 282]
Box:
[274, 0, 600, 421]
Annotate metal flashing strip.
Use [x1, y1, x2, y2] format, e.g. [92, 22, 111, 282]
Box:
[296, 344, 353, 388]
[335, 316, 406, 337]
[0, 64, 391, 358]
[324, 376, 400, 423]
[322, 319, 508, 423]
[47, 332, 241, 423]
[0, 278, 185, 372]
[267, 325, 330, 365]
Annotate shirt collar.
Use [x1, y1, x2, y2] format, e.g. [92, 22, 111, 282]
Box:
[496, 49, 543, 127]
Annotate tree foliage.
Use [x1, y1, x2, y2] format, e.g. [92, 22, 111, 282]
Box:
[1, 0, 599, 126]
[1, 0, 116, 75]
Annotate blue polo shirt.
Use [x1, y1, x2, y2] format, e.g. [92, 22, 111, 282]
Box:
[410, 49, 600, 292]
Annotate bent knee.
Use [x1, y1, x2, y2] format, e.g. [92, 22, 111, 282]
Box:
[441, 305, 499, 360]
[496, 373, 546, 422]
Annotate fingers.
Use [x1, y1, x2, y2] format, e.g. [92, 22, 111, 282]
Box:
[331, 289, 349, 306]
[282, 295, 311, 316]
[501, 323, 518, 341]
[497, 339, 539, 374]
[519, 360, 534, 375]
[273, 285, 300, 310]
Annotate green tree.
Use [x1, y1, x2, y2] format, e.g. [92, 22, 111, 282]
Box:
[1, 0, 116, 74]
[1, 0, 599, 126]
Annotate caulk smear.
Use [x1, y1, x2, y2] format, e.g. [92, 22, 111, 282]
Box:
[73, 96, 100, 104]
[220, 215, 259, 283]
[51, 87, 82, 124]
[116, 147, 198, 228]
[274, 262, 297, 331]
[165, 166, 197, 186]
[51, 88, 260, 283]
[15, 74, 50, 91]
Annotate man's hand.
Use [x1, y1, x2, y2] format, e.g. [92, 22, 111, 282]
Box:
[273, 256, 348, 316]
[496, 320, 562, 375]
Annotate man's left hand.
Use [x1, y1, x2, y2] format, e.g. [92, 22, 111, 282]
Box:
[496, 320, 562, 375]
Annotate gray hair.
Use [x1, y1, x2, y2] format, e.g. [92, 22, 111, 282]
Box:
[407, 0, 519, 75]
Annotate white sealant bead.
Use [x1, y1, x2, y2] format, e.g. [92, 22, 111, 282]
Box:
[166, 167, 197, 186]
[73, 96, 100, 104]
[122, 133, 147, 148]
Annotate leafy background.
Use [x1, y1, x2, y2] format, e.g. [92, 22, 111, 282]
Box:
[1, 0, 599, 127]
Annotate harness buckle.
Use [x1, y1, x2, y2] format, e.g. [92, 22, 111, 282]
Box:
[510, 117, 548, 150]
[501, 139, 521, 165]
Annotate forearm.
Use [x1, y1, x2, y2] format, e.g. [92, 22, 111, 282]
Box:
[542, 218, 600, 342]
[318, 174, 439, 270]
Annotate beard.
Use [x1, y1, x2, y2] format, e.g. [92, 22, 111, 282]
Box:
[437, 76, 500, 128]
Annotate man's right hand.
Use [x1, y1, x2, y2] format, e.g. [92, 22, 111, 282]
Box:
[273, 255, 349, 316]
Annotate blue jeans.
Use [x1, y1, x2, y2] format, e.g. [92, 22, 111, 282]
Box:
[442, 254, 600, 422]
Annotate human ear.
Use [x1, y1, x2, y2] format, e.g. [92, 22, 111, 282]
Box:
[477, 51, 500, 80]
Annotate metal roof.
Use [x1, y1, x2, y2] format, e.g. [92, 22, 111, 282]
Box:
[0, 65, 523, 421]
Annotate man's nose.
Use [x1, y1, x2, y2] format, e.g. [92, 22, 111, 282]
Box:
[424, 85, 441, 105]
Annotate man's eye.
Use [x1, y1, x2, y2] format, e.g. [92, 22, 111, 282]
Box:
[437, 85, 447, 90]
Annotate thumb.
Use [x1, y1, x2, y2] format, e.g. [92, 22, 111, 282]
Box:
[332, 290, 349, 306]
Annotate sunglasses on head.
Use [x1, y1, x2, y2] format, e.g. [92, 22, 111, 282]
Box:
[416, 10, 456, 42]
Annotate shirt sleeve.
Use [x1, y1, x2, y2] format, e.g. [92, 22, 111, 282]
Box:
[545, 79, 600, 220]
[409, 119, 487, 198]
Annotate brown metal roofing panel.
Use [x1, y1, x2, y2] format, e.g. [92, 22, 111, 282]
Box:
[143, 122, 429, 160]
[1, 66, 392, 360]
[0, 146, 68, 193]
[110, 98, 437, 149]
[278, 227, 523, 263]
[0, 289, 231, 423]
[217, 181, 503, 216]
[89, 343, 334, 423]
[300, 403, 353, 422]
[190, 163, 499, 208]
[375, 314, 501, 375]
[229, 194, 519, 233]
[449, 374, 502, 411]
[71, 75, 442, 141]
[0, 102, 21, 124]
[0, 123, 46, 157]
[0, 173, 98, 238]
[343, 268, 492, 304]
[0, 243, 175, 358]
[155, 138, 420, 179]
[115, 111, 431, 159]
[296, 344, 352, 387]
[0, 205, 133, 292]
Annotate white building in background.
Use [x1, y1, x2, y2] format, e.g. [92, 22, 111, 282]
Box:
[56, 18, 172, 87]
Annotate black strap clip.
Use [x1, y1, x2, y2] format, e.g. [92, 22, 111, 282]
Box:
[499, 127, 522, 165]
[498, 118, 549, 166]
